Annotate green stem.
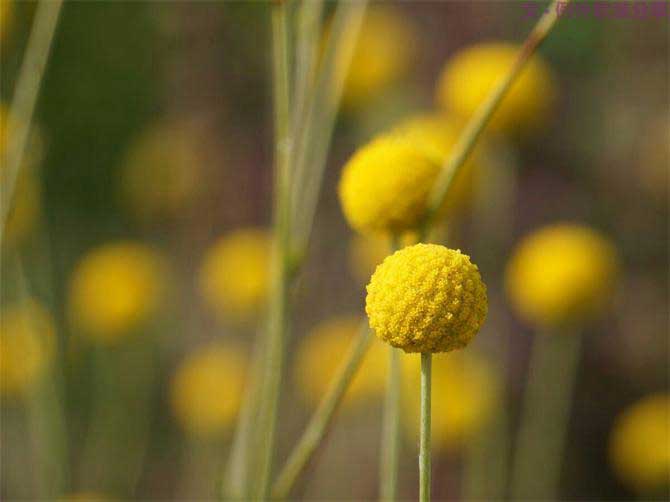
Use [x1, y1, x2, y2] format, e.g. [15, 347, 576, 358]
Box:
[510, 330, 582, 500]
[380, 345, 401, 500]
[1, 0, 63, 244]
[419, 353, 432, 502]
[419, 0, 570, 236]
[272, 323, 372, 499]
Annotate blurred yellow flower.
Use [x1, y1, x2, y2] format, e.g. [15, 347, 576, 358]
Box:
[0, 299, 55, 397]
[198, 228, 270, 324]
[294, 316, 386, 409]
[68, 242, 167, 343]
[170, 342, 246, 437]
[119, 120, 204, 224]
[341, 6, 417, 108]
[436, 42, 557, 137]
[339, 134, 443, 235]
[505, 224, 619, 327]
[401, 351, 498, 449]
[609, 393, 670, 494]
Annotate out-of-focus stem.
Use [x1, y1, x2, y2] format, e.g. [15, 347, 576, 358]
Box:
[272, 322, 372, 499]
[510, 330, 582, 500]
[1, 0, 63, 243]
[419, 353, 432, 502]
[419, 0, 570, 236]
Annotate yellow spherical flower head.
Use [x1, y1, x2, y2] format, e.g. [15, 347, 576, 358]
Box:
[120, 120, 204, 224]
[366, 243, 487, 353]
[436, 42, 557, 137]
[609, 393, 670, 494]
[505, 224, 619, 327]
[68, 242, 167, 343]
[341, 6, 417, 108]
[401, 351, 498, 449]
[198, 228, 270, 324]
[170, 343, 246, 437]
[0, 300, 55, 397]
[339, 134, 445, 235]
[294, 317, 386, 409]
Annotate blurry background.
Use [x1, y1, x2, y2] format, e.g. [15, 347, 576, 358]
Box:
[1, 1, 668, 500]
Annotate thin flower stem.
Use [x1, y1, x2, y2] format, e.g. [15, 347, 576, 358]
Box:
[0, 0, 64, 245]
[380, 345, 401, 500]
[510, 330, 582, 500]
[272, 322, 372, 499]
[419, 353, 432, 502]
[253, 1, 294, 499]
[419, 0, 570, 236]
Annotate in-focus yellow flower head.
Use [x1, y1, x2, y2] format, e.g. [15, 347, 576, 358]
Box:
[341, 6, 417, 108]
[436, 42, 557, 137]
[198, 228, 270, 324]
[294, 316, 386, 409]
[338, 134, 443, 235]
[609, 393, 670, 494]
[119, 120, 204, 224]
[170, 343, 246, 437]
[401, 351, 498, 449]
[68, 242, 167, 343]
[366, 243, 487, 353]
[0, 299, 55, 397]
[505, 224, 619, 327]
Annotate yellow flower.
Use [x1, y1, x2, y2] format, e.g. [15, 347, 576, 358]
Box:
[68, 242, 167, 343]
[198, 228, 270, 324]
[170, 343, 246, 437]
[338, 134, 443, 235]
[294, 316, 386, 409]
[119, 120, 204, 224]
[436, 42, 557, 137]
[366, 243, 487, 353]
[505, 224, 619, 327]
[609, 393, 670, 494]
[401, 351, 498, 449]
[341, 6, 417, 108]
[0, 299, 55, 397]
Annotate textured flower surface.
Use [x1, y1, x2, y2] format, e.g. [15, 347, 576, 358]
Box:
[198, 228, 270, 324]
[170, 343, 246, 437]
[366, 243, 487, 353]
[0, 300, 54, 397]
[338, 134, 442, 234]
[609, 393, 670, 494]
[505, 223, 619, 327]
[68, 242, 166, 342]
[401, 351, 498, 449]
[436, 42, 556, 136]
[294, 316, 386, 409]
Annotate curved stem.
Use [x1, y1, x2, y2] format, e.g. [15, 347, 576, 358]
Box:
[419, 353, 432, 502]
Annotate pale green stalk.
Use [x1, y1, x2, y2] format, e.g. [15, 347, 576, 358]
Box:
[380, 345, 401, 500]
[272, 323, 372, 499]
[419, 353, 432, 502]
[0, 0, 63, 245]
[510, 330, 582, 500]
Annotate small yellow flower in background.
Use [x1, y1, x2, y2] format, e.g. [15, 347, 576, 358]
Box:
[436, 42, 557, 137]
[68, 242, 167, 343]
[338, 134, 443, 235]
[170, 342, 246, 437]
[0, 299, 55, 397]
[341, 6, 417, 108]
[294, 316, 386, 409]
[366, 243, 488, 353]
[505, 223, 619, 327]
[609, 393, 670, 494]
[198, 228, 270, 324]
[119, 120, 204, 224]
[401, 351, 498, 449]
